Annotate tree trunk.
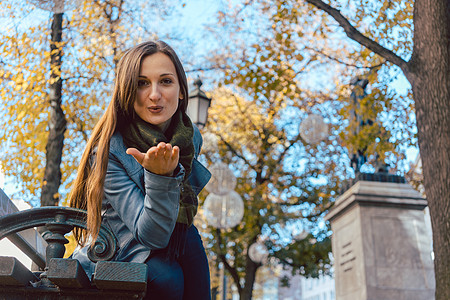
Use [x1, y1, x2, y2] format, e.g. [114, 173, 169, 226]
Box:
[409, 0, 450, 298]
[40, 12, 67, 207]
[240, 259, 258, 300]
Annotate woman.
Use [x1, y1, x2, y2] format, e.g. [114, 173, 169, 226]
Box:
[69, 40, 211, 300]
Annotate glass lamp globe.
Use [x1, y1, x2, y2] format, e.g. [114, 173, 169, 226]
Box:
[205, 162, 237, 195]
[299, 114, 328, 144]
[187, 79, 211, 129]
[201, 132, 219, 154]
[203, 191, 244, 229]
[248, 242, 269, 264]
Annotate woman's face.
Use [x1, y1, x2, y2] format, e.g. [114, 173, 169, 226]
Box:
[134, 52, 182, 130]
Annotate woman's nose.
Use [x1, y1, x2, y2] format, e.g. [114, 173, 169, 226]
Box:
[148, 84, 161, 101]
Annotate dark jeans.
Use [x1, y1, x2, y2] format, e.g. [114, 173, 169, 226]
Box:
[144, 225, 211, 300]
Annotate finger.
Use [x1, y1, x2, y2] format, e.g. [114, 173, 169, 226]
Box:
[164, 144, 173, 160]
[126, 148, 145, 164]
[146, 146, 159, 159]
[156, 142, 167, 158]
[172, 146, 180, 161]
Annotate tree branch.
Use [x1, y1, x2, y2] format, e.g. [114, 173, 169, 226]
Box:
[263, 132, 301, 182]
[305, 0, 409, 74]
[304, 45, 386, 69]
[63, 75, 112, 84]
[234, 0, 256, 17]
[69, 115, 89, 142]
[216, 229, 243, 293]
[219, 136, 254, 167]
[185, 65, 228, 73]
[276, 256, 305, 269]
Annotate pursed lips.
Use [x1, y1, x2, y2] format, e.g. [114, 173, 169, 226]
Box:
[148, 106, 163, 113]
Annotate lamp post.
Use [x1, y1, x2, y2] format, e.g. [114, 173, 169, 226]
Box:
[204, 163, 245, 300]
[187, 79, 212, 129]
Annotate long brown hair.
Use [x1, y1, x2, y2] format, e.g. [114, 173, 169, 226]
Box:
[69, 41, 189, 245]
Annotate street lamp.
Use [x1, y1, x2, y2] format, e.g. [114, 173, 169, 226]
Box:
[203, 162, 244, 300]
[187, 79, 212, 129]
[299, 113, 328, 144]
[203, 191, 244, 229]
[248, 241, 269, 264]
[205, 162, 237, 196]
[203, 162, 244, 229]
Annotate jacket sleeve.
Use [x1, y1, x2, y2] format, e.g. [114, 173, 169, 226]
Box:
[103, 153, 184, 249]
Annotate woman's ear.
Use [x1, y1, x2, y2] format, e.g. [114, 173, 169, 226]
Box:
[179, 92, 184, 100]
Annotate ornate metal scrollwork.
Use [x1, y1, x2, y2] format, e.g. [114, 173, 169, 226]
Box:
[0, 206, 117, 263]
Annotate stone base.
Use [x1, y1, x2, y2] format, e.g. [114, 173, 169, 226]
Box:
[326, 180, 435, 300]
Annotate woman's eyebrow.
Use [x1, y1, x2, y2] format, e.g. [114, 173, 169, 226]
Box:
[160, 72, 175, 77]
[138, 73, 175, 78]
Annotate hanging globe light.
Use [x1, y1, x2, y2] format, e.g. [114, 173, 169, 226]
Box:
[205, 162, 237, 195]
[248, 242, 269, 264]
[203, 191, 244, 229]
[201, 132, 220, 154]
[28, 0, 80, 13]
[299, 114, 328, 144]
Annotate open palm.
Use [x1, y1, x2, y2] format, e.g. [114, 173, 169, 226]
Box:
[126, 142, 180, 176]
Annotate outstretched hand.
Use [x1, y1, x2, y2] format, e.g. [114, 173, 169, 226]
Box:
[126, 142, 180, 176]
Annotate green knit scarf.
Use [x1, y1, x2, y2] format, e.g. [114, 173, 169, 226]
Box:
[121, 109, 197, 259]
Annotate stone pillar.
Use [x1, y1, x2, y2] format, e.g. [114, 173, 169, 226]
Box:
[325, 177, 435, 300]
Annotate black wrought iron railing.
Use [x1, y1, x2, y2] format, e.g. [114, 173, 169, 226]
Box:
[0, 206, 117, 264]
[0, 206, 148, 299]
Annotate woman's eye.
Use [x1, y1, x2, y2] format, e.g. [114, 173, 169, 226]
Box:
[137, 79, 149, 87]
[161, 78, 173, 85]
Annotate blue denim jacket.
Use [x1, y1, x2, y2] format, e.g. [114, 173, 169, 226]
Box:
[72, 125, 211, 277]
